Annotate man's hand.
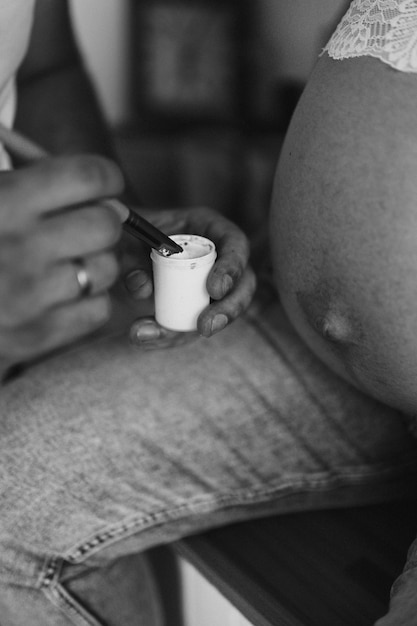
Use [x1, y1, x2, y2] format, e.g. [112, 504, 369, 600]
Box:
[124, 207, 257, 350]
[0, 154, 124, 371]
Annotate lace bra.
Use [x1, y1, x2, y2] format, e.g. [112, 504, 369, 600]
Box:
[324, 0, 417, 73]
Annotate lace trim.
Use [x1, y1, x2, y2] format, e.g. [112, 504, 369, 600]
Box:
[323, 0, 417, 73]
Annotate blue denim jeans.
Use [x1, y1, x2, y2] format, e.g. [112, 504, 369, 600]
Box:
[1, 290, 417, 625]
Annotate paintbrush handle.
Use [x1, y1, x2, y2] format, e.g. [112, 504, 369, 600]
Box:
[0, 123, 182, 256]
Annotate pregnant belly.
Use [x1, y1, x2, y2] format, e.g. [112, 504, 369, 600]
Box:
[266, 54, 417, 413]
[269, 195, 362, 387]
[269, 164, 417, 413]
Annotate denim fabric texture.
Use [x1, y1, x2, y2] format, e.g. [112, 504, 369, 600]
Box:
[1, 291, 417, 625]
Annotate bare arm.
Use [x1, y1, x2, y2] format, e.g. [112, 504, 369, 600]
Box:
[271, 53, 417, 414]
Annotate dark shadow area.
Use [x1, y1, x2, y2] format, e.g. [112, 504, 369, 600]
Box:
[147, 545, 185, 626]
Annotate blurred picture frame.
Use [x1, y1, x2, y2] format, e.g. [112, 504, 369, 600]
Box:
[132, 0, 247, 125]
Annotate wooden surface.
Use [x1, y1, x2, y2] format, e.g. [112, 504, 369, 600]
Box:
[176, 501, 417, 626]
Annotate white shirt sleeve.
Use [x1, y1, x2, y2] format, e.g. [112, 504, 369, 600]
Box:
[323, 0, 417, 73]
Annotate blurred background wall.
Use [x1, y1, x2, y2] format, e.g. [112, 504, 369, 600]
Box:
[70, 0, 350, 127]
[69, 0, 351, 249]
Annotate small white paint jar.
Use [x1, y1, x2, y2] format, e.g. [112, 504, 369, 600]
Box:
[150, 234, 217, 331]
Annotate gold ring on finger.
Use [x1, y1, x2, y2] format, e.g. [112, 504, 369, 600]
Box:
[73, 258, 92, 298]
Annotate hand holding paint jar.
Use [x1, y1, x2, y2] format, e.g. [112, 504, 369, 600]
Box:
[150, 234, 217, 331]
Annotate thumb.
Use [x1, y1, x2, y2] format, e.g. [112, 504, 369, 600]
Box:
[129, 317, 198, 350]
[124, 268, 153, 300]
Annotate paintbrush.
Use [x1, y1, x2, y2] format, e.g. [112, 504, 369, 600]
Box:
[0, 123, 182, 257]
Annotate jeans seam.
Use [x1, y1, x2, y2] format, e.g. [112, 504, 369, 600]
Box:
[40, 556, 62, 589]
[63, 460, 417, 564]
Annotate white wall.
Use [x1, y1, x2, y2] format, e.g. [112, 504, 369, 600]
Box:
[179, 559, 253, 626]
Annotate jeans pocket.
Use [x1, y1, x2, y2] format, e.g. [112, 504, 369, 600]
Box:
[55, 553, 164, 626]
[43, 580, 104, 626]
